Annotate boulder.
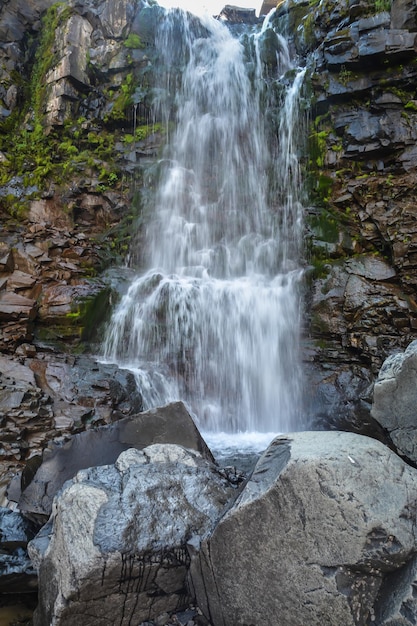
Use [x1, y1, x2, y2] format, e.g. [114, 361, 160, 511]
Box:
[190, 431, 417, 626]
[28, 444, 236, 626]
[371, 340, 417, 464]
[18, 401, 214, 524]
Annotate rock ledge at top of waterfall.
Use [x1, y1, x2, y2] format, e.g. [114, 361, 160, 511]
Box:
[218, 5, 259, 23]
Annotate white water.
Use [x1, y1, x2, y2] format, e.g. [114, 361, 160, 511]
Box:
[103, 9, 306, 442]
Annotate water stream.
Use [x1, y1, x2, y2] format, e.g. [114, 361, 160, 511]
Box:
[103, 7, 307, 458]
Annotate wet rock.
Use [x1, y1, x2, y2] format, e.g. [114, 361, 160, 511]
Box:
[18, 402, 213, 524]
[219, 5, 258, 24]
[0, 353, 145, 506]
[0, 507, 37, 594]
[344, 255, 397, 281]
[304, 357, 382, 439]
[38, 281, 104, 331]
[310, 254, 417, 377]
[191, 431, 417, 626]
[28, 444, 236, 626]
[371, 340, 417, 464]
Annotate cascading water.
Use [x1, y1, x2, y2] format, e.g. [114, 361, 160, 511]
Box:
[103, 7, 307, 450]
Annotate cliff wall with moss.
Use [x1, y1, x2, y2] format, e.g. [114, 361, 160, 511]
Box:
[0, 0, 167, 499]
[1, 0, 417, 485]
[277, 0, 417, 431]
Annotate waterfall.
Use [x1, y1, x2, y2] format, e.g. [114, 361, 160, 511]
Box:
[103, 8, 306, 437]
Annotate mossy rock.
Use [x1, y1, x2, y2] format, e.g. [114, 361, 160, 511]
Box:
[36, 282, 113, 349]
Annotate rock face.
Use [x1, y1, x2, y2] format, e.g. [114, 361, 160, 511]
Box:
[0, 0, 167, 504]
[0, 352, 143, 506]
[16, 401, 214, 524]
[371, 340, 417, 464]
[28, 444, 237, 626]
[276, 0, 417, 429]
[191, 431, 417, 626]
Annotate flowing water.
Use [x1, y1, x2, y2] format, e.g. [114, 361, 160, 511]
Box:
[103, 8, 307, 455]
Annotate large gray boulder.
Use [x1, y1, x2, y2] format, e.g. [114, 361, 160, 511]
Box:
[190, 431, 417, 626]
[371, 340, 417, 464]
[17, 401, 213, 524]
[28, 444, 236, 626]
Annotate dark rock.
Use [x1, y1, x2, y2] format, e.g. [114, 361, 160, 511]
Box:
[0, 507, 37, 594]
[0, 0, 55, 42]
[0, 353, 145, 505]
[391, 0, 417, 30]
[0, 292, 37, 322]
[219, 5, 258, 24]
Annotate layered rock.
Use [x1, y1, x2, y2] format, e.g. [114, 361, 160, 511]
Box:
[28, 444, 236, 626]
[0, 353, 143, 506]
[270, 0, 417, 428]
[191, 431, 417, 626]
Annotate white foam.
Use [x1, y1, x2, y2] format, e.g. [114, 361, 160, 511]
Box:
[202, 430, 279, 458]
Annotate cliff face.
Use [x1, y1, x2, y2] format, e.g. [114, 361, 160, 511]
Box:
[280, 0, 417, 430]
[0, 0, 417, 477]
[0, 0, 166, 499]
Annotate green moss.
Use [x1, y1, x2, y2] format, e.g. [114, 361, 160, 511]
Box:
[405, 100, 417, 112]
[124, 33, 145, 49]
[122, 123, 164, 145]
[309, 210, 339, 244]
[65, 286, 113, 342]
[0, 3, 76, 195]
[309, 257, 331, 279]
[0, 195, 30, 219]
[302, 13, 316, 47]
[338, 65, 352, 86]
[31, 4, 72, 118]
[0, 0, 137, 204]
[104, 73, 135, 122]
[375, 0, 391, 11]
[38, 284, 113, 348]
